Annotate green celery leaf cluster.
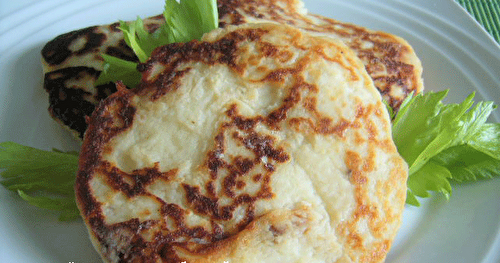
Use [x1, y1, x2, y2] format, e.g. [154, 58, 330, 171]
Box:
[0, 142, 80, 221]
[392, 90, 500, 206]
[96, 0, 218, 88]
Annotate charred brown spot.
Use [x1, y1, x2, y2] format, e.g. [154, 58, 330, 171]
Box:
[42, 26, 105, 65]
[260, 42, 279, 57]
[44, 66, 101, 138]
[236, 180, 246, 189]
[98, 162, 178, 197]
[109, 22, 122, 33]
[269, 224, 286, 237]
[183, 184, 222, 219]
[226, 105, 257, 130]
[105, 39, 137, 62]
[253, 174, 262, 182]
[243, 132, 289, 163]
[207, 132, 226, 178]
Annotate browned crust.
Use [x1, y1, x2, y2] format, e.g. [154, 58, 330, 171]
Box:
[307, 13, 423, 110]
[217, 0, 423, 110]
[42, 0, 422, 140]
[76, 23, 407, 263]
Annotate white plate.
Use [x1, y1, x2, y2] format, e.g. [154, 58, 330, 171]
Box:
[0, 0, 499, 262]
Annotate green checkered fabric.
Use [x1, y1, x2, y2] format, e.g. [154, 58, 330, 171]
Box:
[455, 0, 500, 43]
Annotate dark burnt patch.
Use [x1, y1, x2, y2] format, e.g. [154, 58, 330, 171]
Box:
[183, 184, 222, 219]
[44, 66, 101, 138]
[42, 26, 105, 65]
[43, 66, 127, 139]
[226, 104, 257, 131]
[95, 82, 118, 101]
[104, 39, 138, 62]
[241, 132, 289, 163]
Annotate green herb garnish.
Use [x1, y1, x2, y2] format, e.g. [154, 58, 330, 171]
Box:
[96, 0, 219, 88]
[0, 142, 79, 221]
[392, 90, 500, 206]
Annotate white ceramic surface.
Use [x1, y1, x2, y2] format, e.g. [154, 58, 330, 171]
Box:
[0, 0, 499, 262]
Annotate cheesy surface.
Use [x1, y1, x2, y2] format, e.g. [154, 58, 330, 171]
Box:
[76, 23, 407, 263]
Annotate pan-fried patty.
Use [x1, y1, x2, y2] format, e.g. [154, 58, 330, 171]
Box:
[218, 0, 423, 108]
[76, 22, 407, 263]
[41, 0, 423, 140]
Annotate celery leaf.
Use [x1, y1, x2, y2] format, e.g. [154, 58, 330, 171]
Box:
[406, 161, 452, 205]
[432, 144, 500, 182]
[0, 142, 80, 221]
[393, 91, 500, 206]
[96, 0, 219, 88]
[95, 54, 141, 88]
